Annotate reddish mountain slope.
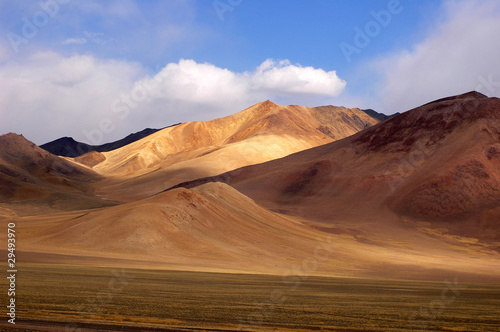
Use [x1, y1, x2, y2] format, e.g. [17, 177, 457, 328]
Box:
[170, 92, 500, 247]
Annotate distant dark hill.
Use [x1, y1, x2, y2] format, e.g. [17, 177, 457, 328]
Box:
[361, 109, 399, 122]
[40, 136, 93, 157]
[0, 133, 113, 213]
[40, 125, 180, 157]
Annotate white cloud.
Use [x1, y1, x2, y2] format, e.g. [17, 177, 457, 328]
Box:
[141, 58, 345, 102]
[372, 0, 500, 114]
[0, 54, 347, 145]
[0, 52, 144, 145]
[250, 59, 346, 97]
[145, 59, 246, 104]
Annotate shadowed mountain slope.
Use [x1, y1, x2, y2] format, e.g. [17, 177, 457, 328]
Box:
[87, 101, 381, 201]
[40, 126, 175, 157]
[361, 108, 399, 121]
[14, 182, 500, 281]
[0, 133, 114, 216]
[2, 94, 499, 281]
[169, 92, 500, 249]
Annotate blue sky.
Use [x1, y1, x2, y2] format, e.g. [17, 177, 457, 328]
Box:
[1, 0, 499, 144]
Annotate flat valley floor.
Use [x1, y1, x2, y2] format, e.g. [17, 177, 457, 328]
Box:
[1, 264, 499, 331]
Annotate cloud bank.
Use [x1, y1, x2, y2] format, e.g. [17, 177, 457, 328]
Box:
[373, 0, 500, 114]
[0, 54, 346, 144]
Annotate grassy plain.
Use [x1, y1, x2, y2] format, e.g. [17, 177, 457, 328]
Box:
[1, 263, 499, 331]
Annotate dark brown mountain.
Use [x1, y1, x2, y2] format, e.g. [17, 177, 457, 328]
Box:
[361, 108, 399, 122]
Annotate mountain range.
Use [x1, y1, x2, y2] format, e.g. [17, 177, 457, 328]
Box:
[1, 92, 499, 282]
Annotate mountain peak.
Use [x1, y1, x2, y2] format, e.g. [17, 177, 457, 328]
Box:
[242, 100, 281, 113]
[0, 133, 37, 153]
[1, 132, 26, 140]
[461, 90, 488, 99]
[352, 92, 499, 154]
[258, 100, 279, 107]
[421, 91, 488, 107]
[56, 136, 78, 143]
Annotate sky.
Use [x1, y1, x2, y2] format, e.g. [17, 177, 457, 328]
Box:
[0, 0, 499, 145]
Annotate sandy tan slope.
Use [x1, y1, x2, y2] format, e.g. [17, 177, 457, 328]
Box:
[10, 182, 500, 282]
[93, 101, 378, 176]
[171, 92, 500, 259]
[0, 133, 114, 216]
[86, 101, 379, 201]
[3, 94, 499, 282]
